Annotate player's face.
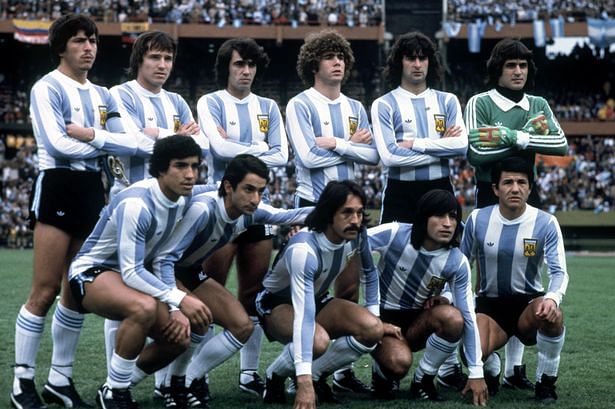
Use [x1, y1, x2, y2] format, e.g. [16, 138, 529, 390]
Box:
[158, 156, 200, 201]
[401, 52, 429, 90]
[59, 30, 97, 78]
[138, 47, 174, 92]
[314, 51, 346, 87]
[326, 194, 363, 244]
[423, 211, 457, 251]
[227, 49, 256, 97]
[493, 171, 531, 216]
[498, 59, 528, 91]
[225, 172, 267, 219]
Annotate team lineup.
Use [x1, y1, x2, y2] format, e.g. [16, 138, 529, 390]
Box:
[11, 13, 569, 409]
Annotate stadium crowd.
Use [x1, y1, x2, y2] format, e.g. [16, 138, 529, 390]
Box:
[446, 0, 615, 23]
[0, 0, 383, 26]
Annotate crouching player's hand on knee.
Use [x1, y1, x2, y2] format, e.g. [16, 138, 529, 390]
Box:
[180, 294, 213, 333]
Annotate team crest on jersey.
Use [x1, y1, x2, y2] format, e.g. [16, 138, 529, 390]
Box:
[98, 106, 107, 127]
[257, 114, 269, 133]
[348, 116, 358, 135]
[523, 239, 538, 257]
[173, 115, 181, 132]
[427, 276, 446, 294]
[433, 114, 446, 133]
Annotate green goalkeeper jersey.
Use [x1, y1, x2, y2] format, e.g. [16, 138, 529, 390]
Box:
[465, 89, 567, 182]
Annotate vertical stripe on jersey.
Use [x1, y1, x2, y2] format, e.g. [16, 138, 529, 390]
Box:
[497, 224, 519, 296]
[150, 97, 169, 130]
[78, 89, 95, 128]
[237, 103, 251, 144]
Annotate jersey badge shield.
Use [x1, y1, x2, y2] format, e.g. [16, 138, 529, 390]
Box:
[523, 238, 537, 257]
[433, 114, 445, 133]
[348, 116, 358, 135]
[98, 105, 107, 127]
[427, 276, 446, 294]
[258, 114, 269, 133]
[173, 115, 181, 132]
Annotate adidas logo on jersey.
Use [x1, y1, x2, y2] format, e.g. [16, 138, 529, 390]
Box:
[323, 121, 330, 125]
[56, 210, 65, 217]
[74, 107, 80, 112]
[198, 271, 207, 281]
[229, 121, 237, 126]
[487, 242, 495, 247]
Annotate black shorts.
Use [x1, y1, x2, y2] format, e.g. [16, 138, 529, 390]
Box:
[380, 309, 423, 338]
[175, 265, 210, 292]
[381, 178, 453, 224]
[297, 197, 316, 208]
[476, 180, 542, 208]
[233, 224, 275, 245]
[69, 266, 112, 313]
[29, 169, 105, 239]
[475, 293, 544, 343]
[255, 290, 333, 340]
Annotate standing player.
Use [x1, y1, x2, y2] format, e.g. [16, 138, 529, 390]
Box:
[463, 38, 567, 390]
[371, 31, 467, 224]
[371, 31, 469, 390]
[258, 181, 384, 408]
[462, 156, 568, 404]
[108, 30, 208, 400]
[68, 136, 212, 408]
[197, 38, 288, 396]
[367, 190, 487, 406]
[285, 29, 379, 393]
[11, 14, 138, 409]
[154, 154, 312, 408]
[109, 30, 207, 197]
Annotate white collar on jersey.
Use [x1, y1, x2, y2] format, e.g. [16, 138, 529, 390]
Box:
[129, 79, 163, 97]
[315, 231, 347, 251]
[488, 88, 530, 112]
[220, 89, 254, 103]
[51, 69, 93, 90]
[395, 86, 432, 99]
[149, 177, 184, 208]
[307, 87, 345, 104]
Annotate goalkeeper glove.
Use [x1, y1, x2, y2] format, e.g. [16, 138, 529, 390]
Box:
[469, 126, 517, 148]
[522, 112, 549, 135]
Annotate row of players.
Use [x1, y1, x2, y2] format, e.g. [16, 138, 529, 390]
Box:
[11, 13, 568, 409]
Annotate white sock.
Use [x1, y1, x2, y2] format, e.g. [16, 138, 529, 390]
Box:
[167, 332, 205, 383]
[240, 316, 263, 373]
[438, 350, 461, 376]
[186, 329, 243, 384]
[504, 336, 525, 377]
[104, 319, 120, 374]
[536, 328, 565, 380]
[108, 351, 137, 389]
[154, 366, 168, 389]
[266, 343, 295, 379]
[14, 305, 45, 381]
[131, 365, 148, 386]
[484, 352, 501, 377]
[333, 364, 352, 381]
[312, 336, 375, 380]
[187, 324, 215, 384]
[415, 334, 459, 380]
[48, 303, 84, 386]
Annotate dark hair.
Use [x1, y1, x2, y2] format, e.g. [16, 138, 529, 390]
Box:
[410, 189, 462, 250]
[218, 154, 269, 197]
[490, 156, 534, 187]
[384, 31, 443, 89]
[215, 38, 270, 89]
[128, 31, 177, 79]
[486, 38, 537, 90]
[296, 30, 355, 87]
[149, 135, 202, 177]
[305, 180, 367, 233]
[49, 14, 98, 65]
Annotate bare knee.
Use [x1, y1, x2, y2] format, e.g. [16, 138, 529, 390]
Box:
[228, 315, 254, 344]
[377, 352, 411, 379]
[126, 296, 158, 328]
[435, 305, 464, 341]
[26, 284, 62, 315]
[313, 328, 331, 358]
[355, 314, 383, 346]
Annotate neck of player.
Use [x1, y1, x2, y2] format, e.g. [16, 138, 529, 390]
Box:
[313, 79, 341, 100]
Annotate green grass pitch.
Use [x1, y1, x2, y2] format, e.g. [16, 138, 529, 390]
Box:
[1, 249, 613, 408]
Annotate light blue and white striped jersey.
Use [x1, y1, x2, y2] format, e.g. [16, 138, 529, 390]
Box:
[197, 90, 288, 183]
[30, 69, 138, 171]
[109, 80, 209, 195]
[156, 191, 312, 276]
[371, 87, 467, 182]
[462, 205, 568, 306]
[286, 88, 378, 203]
[262, 227, 380, 376]
[69, 178, 191, 308]
[368, 222, 483, 378]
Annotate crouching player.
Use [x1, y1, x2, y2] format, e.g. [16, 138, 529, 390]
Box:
[68, 136, 212, 408]
[367, 189, 487, 406]
[258, 181, 385, 408]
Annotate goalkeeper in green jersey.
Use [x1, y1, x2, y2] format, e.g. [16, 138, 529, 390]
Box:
[464, 38, 567, 208]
